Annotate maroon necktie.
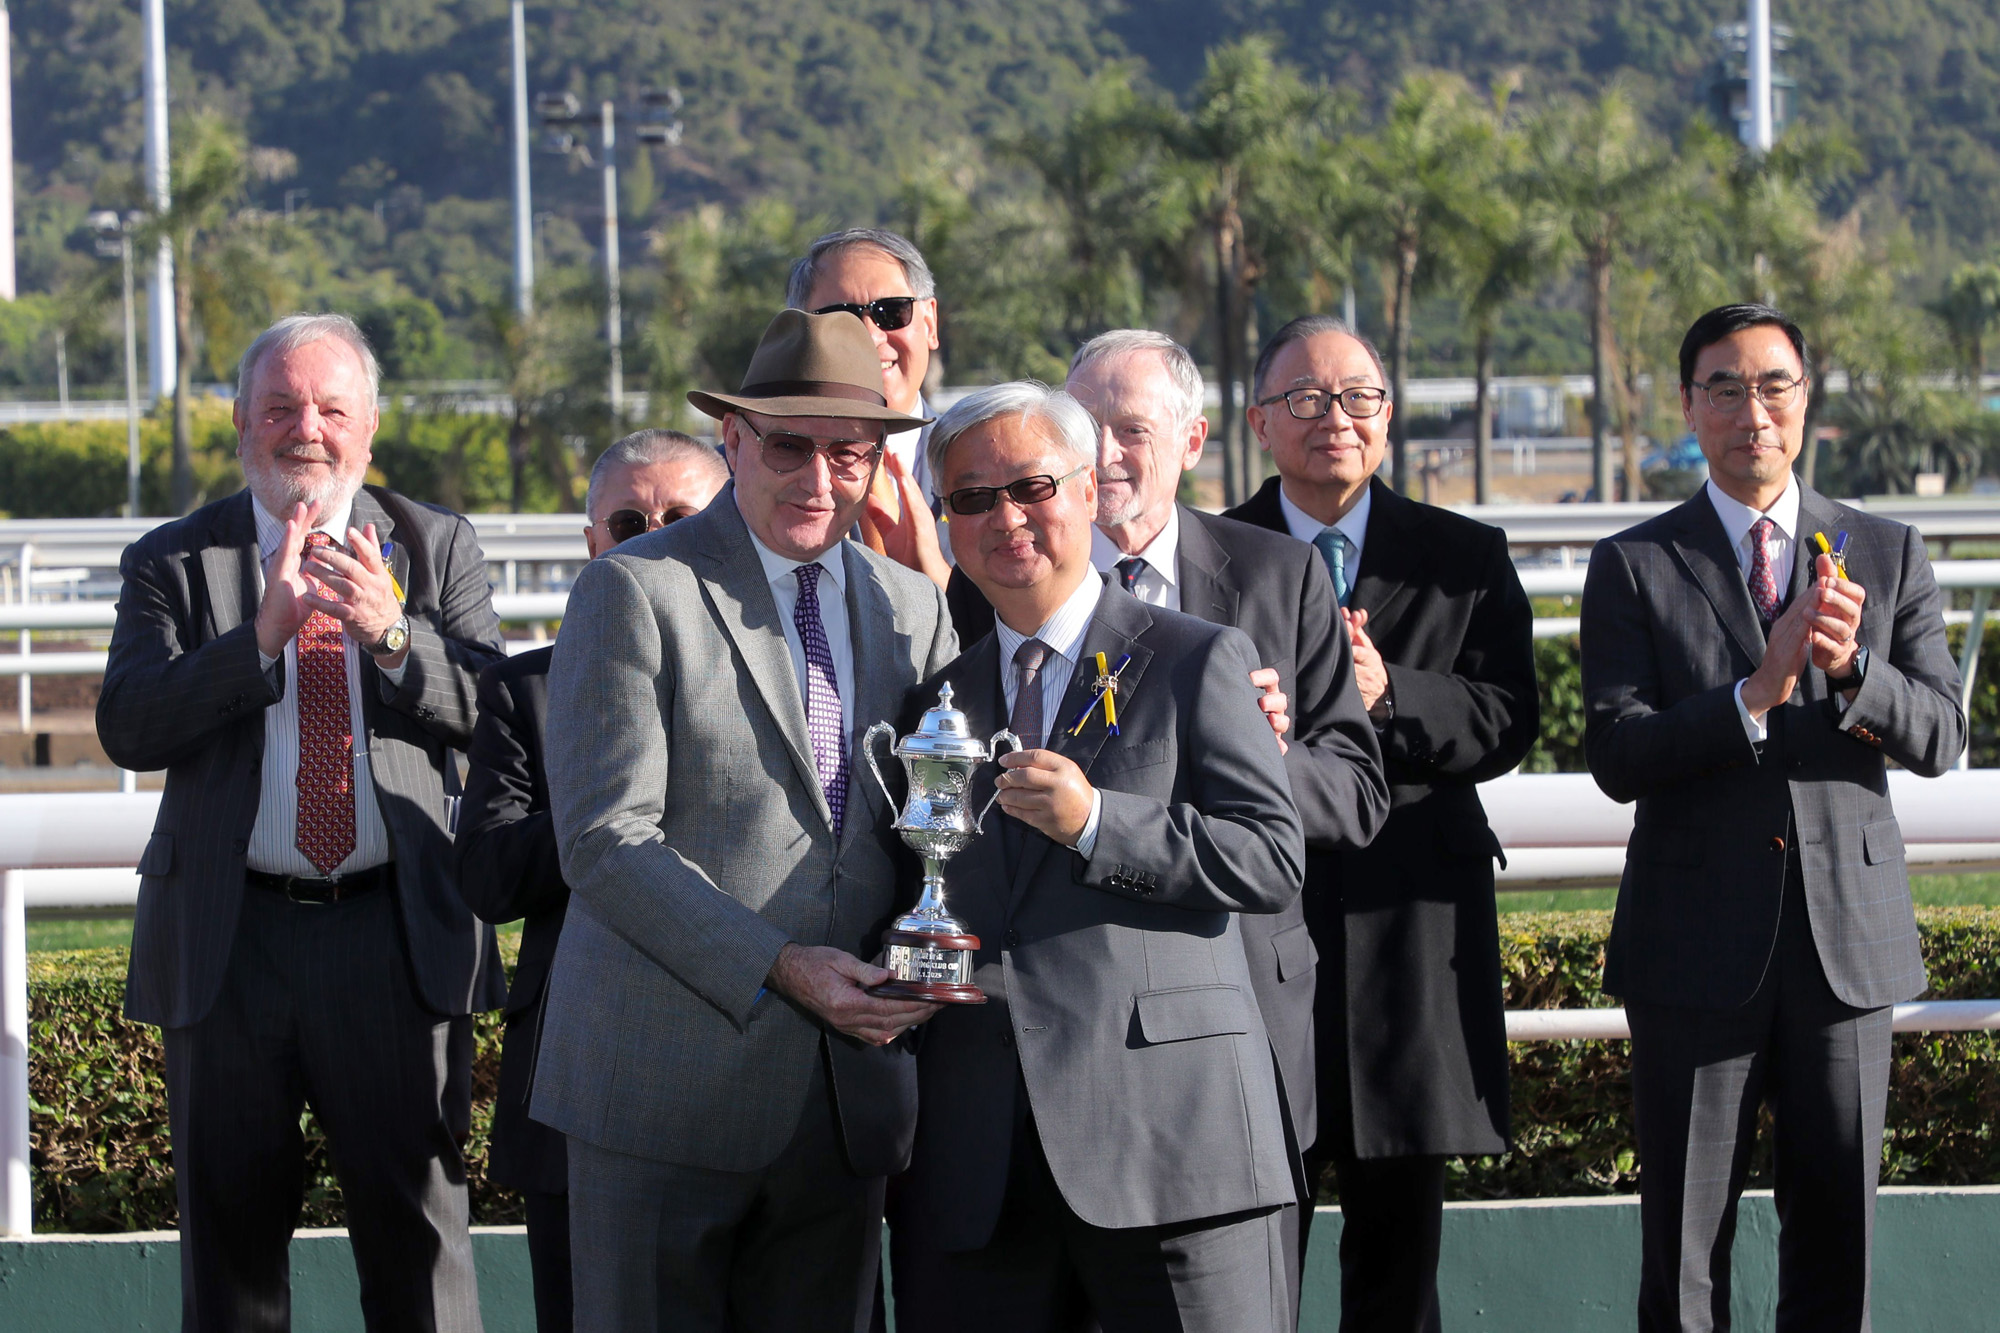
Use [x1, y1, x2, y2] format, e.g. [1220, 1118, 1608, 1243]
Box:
[1747, 517, 1782, 622]
[295, 533, 356, 874]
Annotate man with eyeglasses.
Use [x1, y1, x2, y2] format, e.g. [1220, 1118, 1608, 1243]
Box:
[1228, 314, 1538, 1332]
[888, 380, 1306, 1332]
[453, 428, 726, 1332]
[1580, 303, 1963, 1331]
[790, 228, 951, 577]
[534, 310, 958, 1330]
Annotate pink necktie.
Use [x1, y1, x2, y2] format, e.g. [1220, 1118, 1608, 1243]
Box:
[1747, 517, 1782, 622]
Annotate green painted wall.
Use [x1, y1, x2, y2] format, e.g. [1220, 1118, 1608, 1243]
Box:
[5, 1190, 1999, 1330]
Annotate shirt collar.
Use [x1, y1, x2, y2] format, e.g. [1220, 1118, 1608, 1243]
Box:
[737, 495, 849, 596]
[994, 566, 1103, 671]
[1089, 505, 1181, 588]
[251, 493, 357, 560]
[1705, 473, 1800, 550]
[1278, 482, 1371, 557]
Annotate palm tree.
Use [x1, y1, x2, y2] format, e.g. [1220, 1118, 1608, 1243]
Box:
[136, 114, 290, 513]
[1931, 259, 2000, 397]
[1151, 39, 1329, 507]
[1522, 86, 1680, 503]
[1331, 71, 1498, 496]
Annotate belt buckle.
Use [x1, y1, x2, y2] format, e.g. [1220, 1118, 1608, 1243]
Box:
[287, 873, 339, 905]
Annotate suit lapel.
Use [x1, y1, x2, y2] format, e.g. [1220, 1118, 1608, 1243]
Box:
[1669, 489, 1766, 666]
[350, 488, 409, 596]
[839, 545, 902, 852]
[1174, 506, 1240, 627]
[1348, 477, 1421, 638]
[694, 495, 834, 832]
[1007, 586, 1155, 908]
[197, 492, 260, 642]
[1790, 484, 1845, 704]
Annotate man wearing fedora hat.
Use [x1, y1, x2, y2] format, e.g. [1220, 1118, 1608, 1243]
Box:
[535, 309, 960, 1330]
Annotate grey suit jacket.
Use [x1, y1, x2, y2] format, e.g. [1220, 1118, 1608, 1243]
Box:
[1582, 483, 1965, 1010]
[535, 487, 957, 1176]
[896, 586, 1305, 1250]
[98, 486, 509, 1028]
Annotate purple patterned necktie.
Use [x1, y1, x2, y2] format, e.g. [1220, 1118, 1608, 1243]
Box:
[793, 562, 848, 835]
[1747, 516, 1782, 622]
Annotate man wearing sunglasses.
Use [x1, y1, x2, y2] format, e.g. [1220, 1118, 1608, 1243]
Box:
[453, 428, 725, 1332]
[1229, 315, 1538, 1333]
[890, 381, 1306, 1332]
[535, 310, 958, 1331]
[788, 229, 939, 492]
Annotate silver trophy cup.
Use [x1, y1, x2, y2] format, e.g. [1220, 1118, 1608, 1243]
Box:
[862, 683, 1021, 1004]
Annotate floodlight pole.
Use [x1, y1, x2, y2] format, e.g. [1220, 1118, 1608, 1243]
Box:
[601, 101, 623, 418]
[510, 0, 534, 315]
[1747, 0, 1775, 154]
[143, 0, 174, 402]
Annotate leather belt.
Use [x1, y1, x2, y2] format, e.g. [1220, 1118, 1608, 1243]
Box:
[246, 865, 390, 904]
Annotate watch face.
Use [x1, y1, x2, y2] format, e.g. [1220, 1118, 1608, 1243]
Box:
[380, 620, 409, 654]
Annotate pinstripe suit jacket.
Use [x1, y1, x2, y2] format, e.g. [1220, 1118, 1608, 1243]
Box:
[98, 486, 510, 1028]
[534, 488, 958, 1175]
[1581, 482, 1965, 1010]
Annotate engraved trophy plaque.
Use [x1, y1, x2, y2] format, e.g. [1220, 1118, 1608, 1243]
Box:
[862, 683, 1021, 1004]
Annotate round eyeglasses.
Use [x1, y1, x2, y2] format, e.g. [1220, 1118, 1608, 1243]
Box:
[1696, 376, 1805, 414]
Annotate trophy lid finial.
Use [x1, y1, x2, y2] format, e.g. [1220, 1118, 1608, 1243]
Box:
[939, 682, 955, 709]
[894, 678, 989, 757]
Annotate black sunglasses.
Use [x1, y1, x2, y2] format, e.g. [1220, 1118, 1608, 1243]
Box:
[945, 464, 1091, 517]
[599, 507, 702, 544]
[810, 296, 919, 332]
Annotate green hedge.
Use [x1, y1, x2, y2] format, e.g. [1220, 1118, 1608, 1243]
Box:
[26, 912, 2000, 1230]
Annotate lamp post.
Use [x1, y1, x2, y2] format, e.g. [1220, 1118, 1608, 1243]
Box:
[90, 210, 144, 518]
[536, 89, 682, 423]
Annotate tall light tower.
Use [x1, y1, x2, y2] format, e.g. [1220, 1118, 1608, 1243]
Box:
[0, 1, 16, 301]
[510, 0, 534, 316]
[1747, 0, 1775, 154]
[143, 0, 174, 402]
[599, 101, 622, 417]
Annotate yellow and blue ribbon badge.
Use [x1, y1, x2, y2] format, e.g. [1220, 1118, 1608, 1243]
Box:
[1066, 650, 1133, 738]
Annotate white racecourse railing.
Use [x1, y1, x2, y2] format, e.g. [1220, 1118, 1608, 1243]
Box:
[7, 771, 2000, 1233]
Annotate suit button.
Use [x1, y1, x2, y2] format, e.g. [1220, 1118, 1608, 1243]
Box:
[231, 839, 248, 855]
[1000, 1031, 1013, 1048]
[1005, 930, 1020, 948]
[1770, 836, 1786, 852]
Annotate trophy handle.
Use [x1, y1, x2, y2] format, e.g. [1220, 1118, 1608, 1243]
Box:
[974, 729, 1023, 832]
[862, 721, 899, 811]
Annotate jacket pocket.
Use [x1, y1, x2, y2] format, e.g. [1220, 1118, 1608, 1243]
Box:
[138, 832, 174, 876]
[1091, 737, 1173, 777]
[1862, 818, 1906, 865]
[1134, 984, 1252, 1044]
[1272, 922, 1317, 982]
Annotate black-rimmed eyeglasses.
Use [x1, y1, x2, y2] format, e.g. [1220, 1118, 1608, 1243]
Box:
[1256, 386, 1390, 421]
[810, 297, 919, 331]
[945, 464, 1091, 517]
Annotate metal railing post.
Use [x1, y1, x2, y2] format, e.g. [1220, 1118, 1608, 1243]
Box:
[1959, 588, 1990, 773]
[15, 541, 29, 737]
[0, 867, 29, 1235]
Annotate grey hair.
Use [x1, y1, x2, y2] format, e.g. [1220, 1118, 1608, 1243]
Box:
[585, 428, 728, 518]
[785, 228, 937, 308]
[1069, 329, 1206, 437]
[1251, 315, 1389, 402]
[236, 313, 382, 410]
[925, 381, 1097, 484]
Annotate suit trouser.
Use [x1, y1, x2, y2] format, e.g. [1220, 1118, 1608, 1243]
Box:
[1625, 862, 1892, 1333]
[522, 1191, 573, 1333]
[893, 1106, 1294, 1333]
[565, 1052, 882, 1333]
[1299, 1140, 1446, 1333]
[161, 885, 482, 1333]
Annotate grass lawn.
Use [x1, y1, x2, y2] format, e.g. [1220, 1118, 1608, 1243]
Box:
[26, 914, 527, 953]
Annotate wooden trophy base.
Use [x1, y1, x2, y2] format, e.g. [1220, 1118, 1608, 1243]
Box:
[871, 928, 987, 1004]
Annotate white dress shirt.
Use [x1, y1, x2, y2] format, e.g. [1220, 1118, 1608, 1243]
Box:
[993, 569, 1107, 856]
[1706, 475, 1804, 745]
[1090, 505, 1182, 610]
[1279, 482, 1372, 573]
[741, 501, 856, 739]
[247, 495, 400, 877]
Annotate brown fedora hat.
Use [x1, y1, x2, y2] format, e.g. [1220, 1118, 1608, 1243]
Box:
[687, 308, 932, 426]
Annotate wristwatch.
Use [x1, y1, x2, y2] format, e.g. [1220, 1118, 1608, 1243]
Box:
[368, 615, 411, 658]
[1826, 644, 1869, 692]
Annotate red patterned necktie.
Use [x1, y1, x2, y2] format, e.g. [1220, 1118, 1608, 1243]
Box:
[1747, 516, 1782, 622]
[295, 532, 356, 874]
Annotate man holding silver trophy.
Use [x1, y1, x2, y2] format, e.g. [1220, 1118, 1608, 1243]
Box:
[880, 381, 1309, 1331]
